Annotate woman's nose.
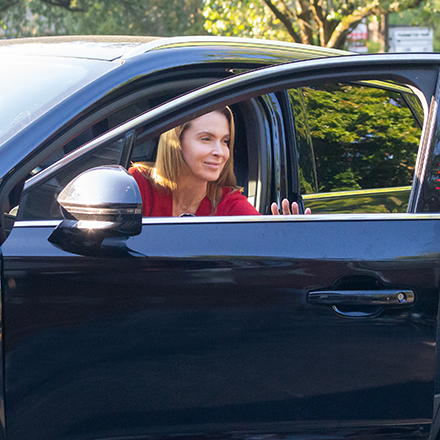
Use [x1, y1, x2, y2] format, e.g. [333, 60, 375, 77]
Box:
[211, 140, 223, 156]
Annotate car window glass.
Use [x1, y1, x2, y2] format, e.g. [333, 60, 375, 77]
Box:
[0, 54, 112, 146]
[7, 78, 239, 226]
[16, 138, 124, 221]
[291, 83, 423, 213]
[10, 82, 425, 224]
[35, 100, 152, 174]
[29, 78, 228, 177]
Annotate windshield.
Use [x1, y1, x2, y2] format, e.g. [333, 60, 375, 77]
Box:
[0, 53, 114, 146]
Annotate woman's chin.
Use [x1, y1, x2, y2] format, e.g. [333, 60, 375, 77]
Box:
[201, 171, 222, 182]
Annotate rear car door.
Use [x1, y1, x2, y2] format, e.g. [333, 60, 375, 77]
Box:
[1, 54, 440, 440]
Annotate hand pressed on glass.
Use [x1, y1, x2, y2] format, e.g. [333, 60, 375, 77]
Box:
[271, 199, 312, 215]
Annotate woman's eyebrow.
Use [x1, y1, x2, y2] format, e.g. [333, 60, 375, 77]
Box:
[196, 131, 230, 137]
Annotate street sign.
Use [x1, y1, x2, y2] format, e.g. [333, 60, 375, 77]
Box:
[389, 27, 433, 52]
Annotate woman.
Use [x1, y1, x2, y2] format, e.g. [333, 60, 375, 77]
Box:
[129, 107, 309, 217]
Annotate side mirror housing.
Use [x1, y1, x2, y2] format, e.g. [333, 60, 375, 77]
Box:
[49, 166, 143, 255]
[57, 165, 143, 235]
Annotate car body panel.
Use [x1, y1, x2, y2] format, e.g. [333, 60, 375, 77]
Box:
[2, 214, 439, 439]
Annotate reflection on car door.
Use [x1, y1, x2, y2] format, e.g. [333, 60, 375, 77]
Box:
[2, 55, 440, 440]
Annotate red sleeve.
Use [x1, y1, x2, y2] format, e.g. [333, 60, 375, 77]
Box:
[128, 167, 155, 217]
[129, 169, 258, 217]
[129, 166, 173, 217]
[216, 189, 261, 216]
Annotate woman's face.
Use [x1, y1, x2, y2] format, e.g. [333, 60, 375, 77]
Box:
[180, 111, 230, 184]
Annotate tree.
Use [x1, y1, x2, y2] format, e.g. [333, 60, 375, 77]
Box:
[0, 0, 94, 37]
[203, 0, 289, 40]
[61, 0, 207, 37]
[203, 0, 437, 49]
[299, 84, 420, 192]
[1, 0, 207, 38]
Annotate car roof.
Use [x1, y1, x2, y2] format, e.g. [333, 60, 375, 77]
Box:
[0, 35, 350, 62]
[0, 35, 163, 61]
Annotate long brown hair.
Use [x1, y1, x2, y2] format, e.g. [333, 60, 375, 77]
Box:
[132, 107, 240, 213]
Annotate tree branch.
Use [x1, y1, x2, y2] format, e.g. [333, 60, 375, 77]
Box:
[41, 0, 88, 12]
[310, 0, 326, 45]
[261, 0, 304, 43]
[295, 0, 314, 44]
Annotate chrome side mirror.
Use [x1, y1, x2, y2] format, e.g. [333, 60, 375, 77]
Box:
[49, 166, 143, 255]
[57, 165, 142, 234]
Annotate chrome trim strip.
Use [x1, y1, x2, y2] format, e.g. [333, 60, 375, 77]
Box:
[14, 220, 62, 228]
[63, 206, 142, 215]
[137, 212, 440, 225]
[12, 213, 440, 229]
[121, 36, 350, 60]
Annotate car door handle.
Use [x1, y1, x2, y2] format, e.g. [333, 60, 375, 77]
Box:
[308, 289, 415, 317]
[308, 289, 415, 306]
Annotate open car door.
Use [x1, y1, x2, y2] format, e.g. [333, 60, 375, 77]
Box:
[2, 54, 440, 440]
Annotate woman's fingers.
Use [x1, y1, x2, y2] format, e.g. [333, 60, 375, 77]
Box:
[289, 201, 299, 215]
[271, 202, 280, 215]
[270, 200, 293, 215]
[271, 199, 311, 215]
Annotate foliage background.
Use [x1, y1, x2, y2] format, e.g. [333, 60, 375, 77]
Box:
[1, 0, 440, 51]
[0, 0, 207, 38]
[300, 85, 420, 192]
[202, 0, 440, 50]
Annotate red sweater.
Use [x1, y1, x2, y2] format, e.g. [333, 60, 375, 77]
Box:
[129, 167, 260, 217]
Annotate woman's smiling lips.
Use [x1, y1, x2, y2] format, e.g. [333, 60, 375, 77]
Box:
[204, 161, 223, 169]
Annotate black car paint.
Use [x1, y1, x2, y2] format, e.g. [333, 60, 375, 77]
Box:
[2, 215, 439, 439]
[1, 38, 440, 440]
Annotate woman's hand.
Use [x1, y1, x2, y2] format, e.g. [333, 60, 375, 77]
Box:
[271, 199, 312, 215]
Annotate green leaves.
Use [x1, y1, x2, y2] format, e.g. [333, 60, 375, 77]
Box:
[203, 0, 290, 40]
[301, 84, 420, 193]
[0, 0, 207, 38]
[202, 0, 433, 48]
[1, 0, 437, 49]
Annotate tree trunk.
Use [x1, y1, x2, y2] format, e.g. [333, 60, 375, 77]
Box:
[379, 13, 389, 53]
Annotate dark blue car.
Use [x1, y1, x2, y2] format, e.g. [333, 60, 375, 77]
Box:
[1, 35, 440, 440]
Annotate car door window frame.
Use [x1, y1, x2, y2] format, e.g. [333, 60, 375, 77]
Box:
[4, 53, 440, 233]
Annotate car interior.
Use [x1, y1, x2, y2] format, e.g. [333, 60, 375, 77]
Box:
[8, 87, 275, 231]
